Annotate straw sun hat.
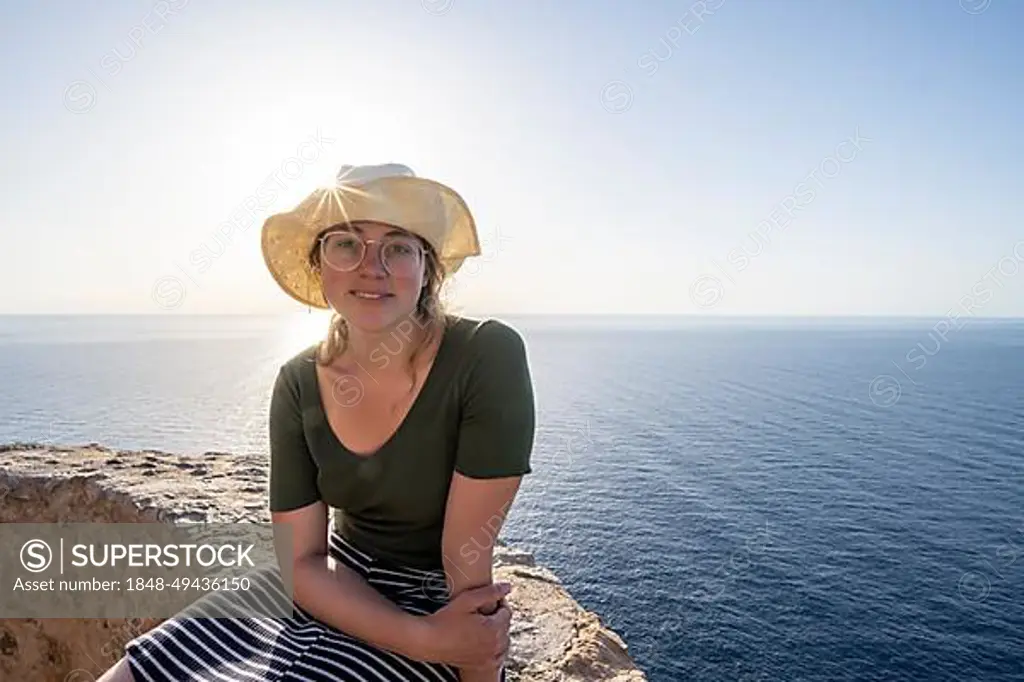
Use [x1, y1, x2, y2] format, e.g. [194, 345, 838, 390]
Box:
[260, 163, 481, 310]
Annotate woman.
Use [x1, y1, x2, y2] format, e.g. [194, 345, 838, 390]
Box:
[99, 163, 536, 681]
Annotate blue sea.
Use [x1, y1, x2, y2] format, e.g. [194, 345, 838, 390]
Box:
[1, 314, 1022, 681]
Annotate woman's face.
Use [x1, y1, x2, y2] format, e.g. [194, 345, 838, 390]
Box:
[317, 221, 427, 333]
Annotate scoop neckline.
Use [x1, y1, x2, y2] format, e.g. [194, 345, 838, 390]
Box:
[307, 318, 456, 460]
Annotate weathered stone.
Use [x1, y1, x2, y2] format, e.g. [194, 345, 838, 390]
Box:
[0, 443, 647, 681]
[495, 546, 537, 568]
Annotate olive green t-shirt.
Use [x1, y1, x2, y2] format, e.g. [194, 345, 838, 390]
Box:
[267, 315, 535, 570]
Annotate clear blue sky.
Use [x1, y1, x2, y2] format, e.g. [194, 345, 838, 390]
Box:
[1, 0, 1022, 317]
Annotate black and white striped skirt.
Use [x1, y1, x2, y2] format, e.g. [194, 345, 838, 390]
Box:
[124, 529, 506, 681]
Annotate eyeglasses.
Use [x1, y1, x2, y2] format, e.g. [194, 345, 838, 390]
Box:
[318, 230, 425, 277]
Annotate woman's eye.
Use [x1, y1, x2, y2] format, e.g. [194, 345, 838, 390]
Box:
[330, 237, 360, 251]
[389, 241, 417, 256]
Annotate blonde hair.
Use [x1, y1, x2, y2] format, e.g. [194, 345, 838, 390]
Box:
[306, 224, 452, 393]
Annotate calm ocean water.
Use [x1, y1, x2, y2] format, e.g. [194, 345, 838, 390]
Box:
[1, 314, 1022, 681]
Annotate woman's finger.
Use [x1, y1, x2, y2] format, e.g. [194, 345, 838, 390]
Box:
[487, 605, 512, 629]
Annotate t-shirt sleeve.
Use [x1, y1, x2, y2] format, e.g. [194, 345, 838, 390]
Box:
[268, 363, 322, 511]
[454, 320, 536, 479]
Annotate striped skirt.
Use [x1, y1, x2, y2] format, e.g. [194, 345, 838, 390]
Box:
[124, 530, 506, 681]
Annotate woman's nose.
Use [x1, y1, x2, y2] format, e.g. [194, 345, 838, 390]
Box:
[359, 242, 388, 275]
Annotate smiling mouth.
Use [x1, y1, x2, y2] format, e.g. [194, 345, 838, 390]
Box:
[350, 291, 393, 300]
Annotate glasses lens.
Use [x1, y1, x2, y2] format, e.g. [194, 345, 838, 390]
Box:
[322, 233, 364, 271]
[382, 237, 423, 277]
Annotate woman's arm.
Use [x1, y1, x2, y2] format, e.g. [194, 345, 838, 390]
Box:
[272, 503, 431, 659]
[442, 474, 523, 681]
[442, 474, 522, 609]
[442, 320, 537, 680]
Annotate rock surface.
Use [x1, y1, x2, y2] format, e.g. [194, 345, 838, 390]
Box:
[0, 443, 647, 681]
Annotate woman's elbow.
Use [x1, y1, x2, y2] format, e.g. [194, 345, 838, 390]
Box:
[270, 505, 328, 595]
[443, 542, 497, 596]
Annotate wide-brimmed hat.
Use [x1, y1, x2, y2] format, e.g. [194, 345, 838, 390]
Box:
[260, 163, 481, 309]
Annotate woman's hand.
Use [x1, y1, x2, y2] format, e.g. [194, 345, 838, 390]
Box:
[414, 582, 513, 668]
[458, 598, 512, 682]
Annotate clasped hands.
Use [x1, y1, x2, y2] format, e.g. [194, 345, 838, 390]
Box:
[416, 581, 513, 678]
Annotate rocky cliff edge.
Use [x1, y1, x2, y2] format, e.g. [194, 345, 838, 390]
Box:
[0, 443, 647, 682]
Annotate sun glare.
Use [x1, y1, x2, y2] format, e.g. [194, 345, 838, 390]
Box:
[278, 309, 333, 353]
